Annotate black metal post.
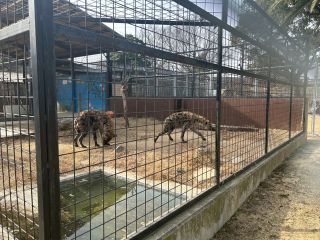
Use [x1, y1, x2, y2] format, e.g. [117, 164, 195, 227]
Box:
[106, 52, 113, 110]
[191, 66, 196, 98]
[191, 33, 197, 98]
[303, 40, 310, 133]
[215, 0, 228, 185]
[265, 56, 271, 154]
[312, 61, 318, 135]
[71, 55, 76, 112]
[107, 52, 113, 97]
[28, 0, 60, 239]
[240, 46, 244, 96]
[289, 69, 293, 139]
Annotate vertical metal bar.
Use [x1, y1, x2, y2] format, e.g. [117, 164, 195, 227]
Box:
[289, 69, 293, 139]
[240, 46, 244, 96]
[71, 55, 76, 112]
[192, 31, 197, 98]
[303, 40, 310, 133]
[312, 61, 318, 135]
[28, 0, 60, 239]
[215, 0, 228, 185]
[107, 52, 112, 104]
[265, 56, 271, 154]
[191, 68, 196, 97]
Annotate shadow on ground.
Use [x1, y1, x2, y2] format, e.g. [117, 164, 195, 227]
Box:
[212, 136, 320, 240]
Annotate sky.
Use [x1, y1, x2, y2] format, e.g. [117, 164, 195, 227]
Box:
[70, 0, 241, 66]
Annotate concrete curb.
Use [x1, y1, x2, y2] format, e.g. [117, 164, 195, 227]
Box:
[140, 133, 306, 240]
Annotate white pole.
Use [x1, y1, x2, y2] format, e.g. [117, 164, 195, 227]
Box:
[255, 79, 259, 97]
[173, 76, 177, 97]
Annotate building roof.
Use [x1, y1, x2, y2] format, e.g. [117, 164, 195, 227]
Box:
[0, 0, 125, 59]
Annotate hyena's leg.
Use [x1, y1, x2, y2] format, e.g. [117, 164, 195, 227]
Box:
[154, 124, 174, 142]
[93, 131, 100, 147]
[74, 132, 80, 147]
[190, 127, 206, 141]
[181, 123, 190, 143]
[167, 128, 174, 142]
[74, 126, 81, 147]
[78, 132, 88, 148]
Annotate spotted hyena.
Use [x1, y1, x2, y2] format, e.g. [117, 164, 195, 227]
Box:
[74, 110, 116, 148]
[154, 111, 215, 143]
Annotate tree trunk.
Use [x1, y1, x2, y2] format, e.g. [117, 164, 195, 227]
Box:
[121, 84, 130, 128]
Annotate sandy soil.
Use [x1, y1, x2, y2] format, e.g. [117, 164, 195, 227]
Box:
[0, 116, 295, 192]
[0, 115, 302, 240]
[213, 136, 320, 240]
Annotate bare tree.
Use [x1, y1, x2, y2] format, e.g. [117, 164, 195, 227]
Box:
[140, 24, 220, 73]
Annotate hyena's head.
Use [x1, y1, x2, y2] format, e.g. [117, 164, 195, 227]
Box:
[99, 120, 116, 145]
[106, 111, 115, 118]
[102, 136, 110, 146]
[101, 130, 116, 145]
[203, 120, 216, 131]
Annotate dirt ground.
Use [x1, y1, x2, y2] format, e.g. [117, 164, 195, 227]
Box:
[0, 115, 302, 239]
[3, 120, 284, 189]
[0, 116, 295, 191]
[213, 136, 320, 240]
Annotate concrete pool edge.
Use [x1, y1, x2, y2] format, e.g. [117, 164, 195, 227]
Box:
[0, 224, 15, 240]
[132, 133, 307, 240]
[60, 167, 212, 201]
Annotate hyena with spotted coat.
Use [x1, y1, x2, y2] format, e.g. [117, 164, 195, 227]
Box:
[154, 111, 215, 143]
[74, 110, 116, 148]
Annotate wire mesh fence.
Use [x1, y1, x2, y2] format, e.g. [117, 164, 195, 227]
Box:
[0, 31, 38, 239]
[0, 0, 308, 239]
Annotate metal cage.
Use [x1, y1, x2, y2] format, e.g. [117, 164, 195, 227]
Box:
[0, 0, 308, 239]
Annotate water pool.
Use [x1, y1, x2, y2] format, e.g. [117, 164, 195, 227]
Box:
[60, 171, 185, 239]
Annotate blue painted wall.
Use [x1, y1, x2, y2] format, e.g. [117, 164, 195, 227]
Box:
[57, 73, 108, 112]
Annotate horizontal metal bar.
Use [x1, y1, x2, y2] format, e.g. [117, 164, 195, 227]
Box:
[54, 23, 303, 87]
[54, 23, 221, 71]
[54, 16, 214, 26]
[0, 21, 300, 86]
[222, 66, 303, 87]
[245, 0, 304, 51]
[0, 18, 29, 42]
[171, 0, 293, 69]
[0, 96, 32, 98]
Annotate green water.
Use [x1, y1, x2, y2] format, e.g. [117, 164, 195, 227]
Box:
[60, 171, 185, 240]
[60, 172, 133, 238]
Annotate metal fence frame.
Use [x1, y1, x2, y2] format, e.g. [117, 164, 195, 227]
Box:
[0, 0, 309, 239]
[28, 0, 60, 239]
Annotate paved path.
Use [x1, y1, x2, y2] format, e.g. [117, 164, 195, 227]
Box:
[213, 136, 320, 240]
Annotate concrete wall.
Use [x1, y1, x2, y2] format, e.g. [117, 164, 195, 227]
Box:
[109, 97, 304, 131]
[134, 133, 306, 240]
